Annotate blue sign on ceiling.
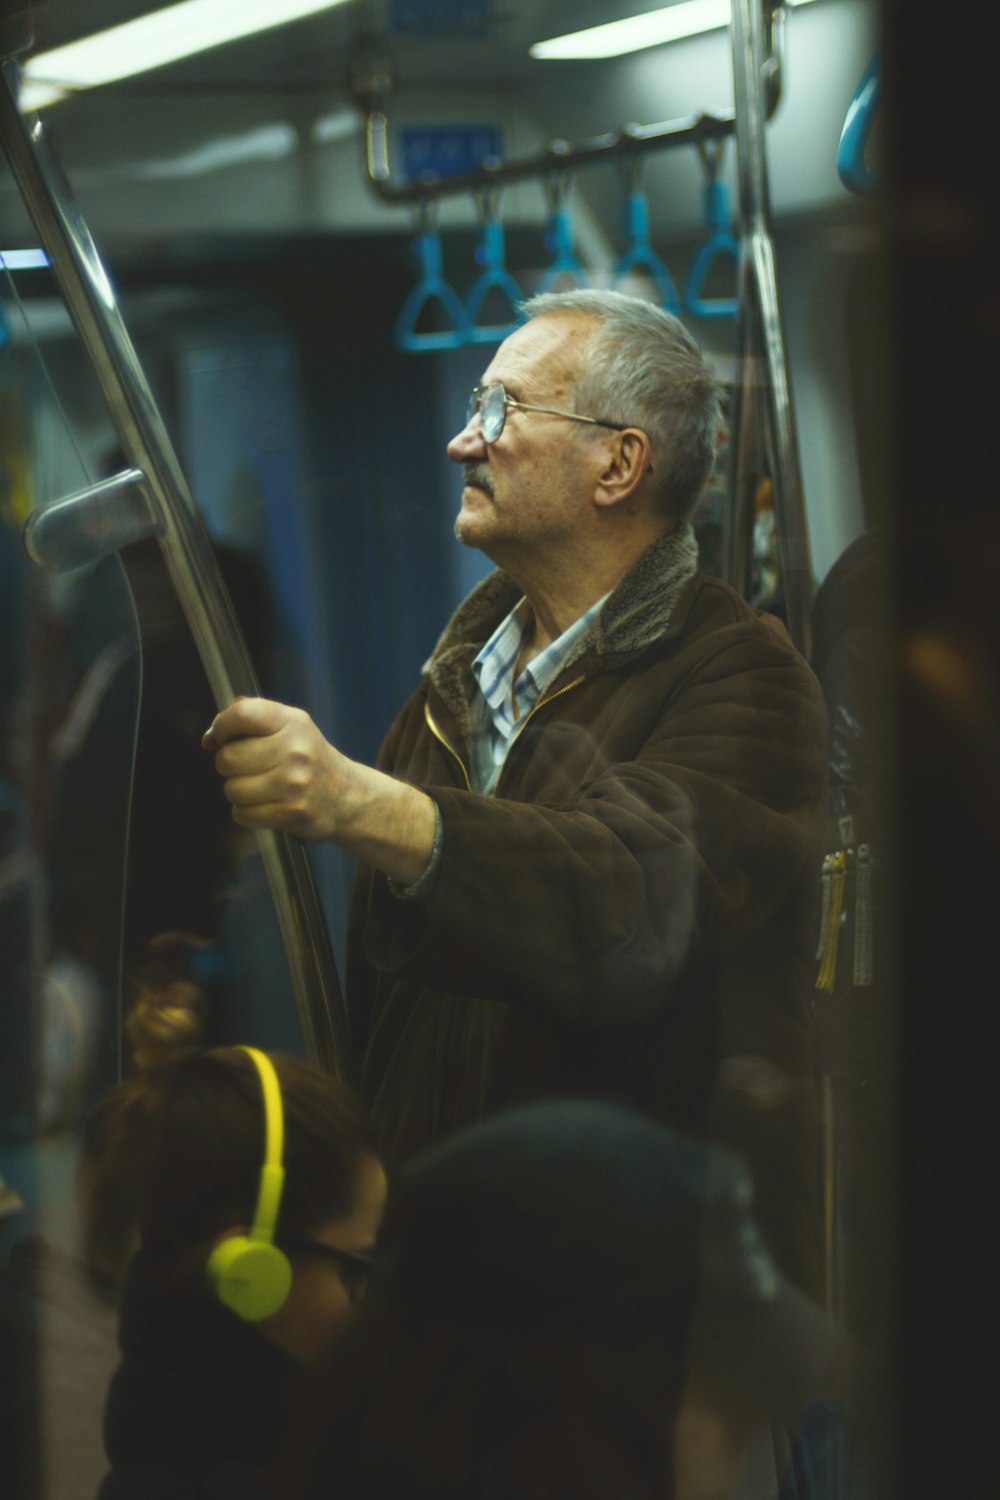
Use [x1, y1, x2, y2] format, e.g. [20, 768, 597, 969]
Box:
[389, 0, 494, 38]
[400, 125, 503, 182]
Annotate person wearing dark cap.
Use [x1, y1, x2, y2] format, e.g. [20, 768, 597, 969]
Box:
[289, 1100, 865, 1500]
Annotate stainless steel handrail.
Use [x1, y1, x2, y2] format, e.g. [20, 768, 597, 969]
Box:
[350, 8, 785, 209]
[726, 0, 814, 657]
[360, 103, 739, 207]
[0, 59, 352, 1081]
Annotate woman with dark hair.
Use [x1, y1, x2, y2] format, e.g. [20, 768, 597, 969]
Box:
[80, 955, 386, 1500]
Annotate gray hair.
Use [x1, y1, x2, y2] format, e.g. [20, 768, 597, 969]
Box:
[520, 289, 723, 523]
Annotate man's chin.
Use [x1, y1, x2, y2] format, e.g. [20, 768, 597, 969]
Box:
[454, 497, 492, 547]
[454, 514, 483, 547]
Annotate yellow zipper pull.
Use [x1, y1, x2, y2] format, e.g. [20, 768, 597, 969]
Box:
[816, 849, 847, 993]
[816, 852, 833, 963]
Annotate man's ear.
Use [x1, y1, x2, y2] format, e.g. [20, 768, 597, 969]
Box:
[593, 428, 654, 510]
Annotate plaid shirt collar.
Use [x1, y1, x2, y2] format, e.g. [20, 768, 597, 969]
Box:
[471, 593, 607, 780]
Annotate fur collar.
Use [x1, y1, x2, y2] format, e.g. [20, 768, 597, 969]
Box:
[426, 525, 700, 724]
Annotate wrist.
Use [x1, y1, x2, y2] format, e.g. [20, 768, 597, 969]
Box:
[333, 761, 437, 886]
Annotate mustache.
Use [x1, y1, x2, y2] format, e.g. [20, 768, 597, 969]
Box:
[463, 463, 493, 497]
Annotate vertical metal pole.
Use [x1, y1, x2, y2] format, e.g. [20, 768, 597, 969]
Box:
[0, 62, 353, 1082]
[727, 0, 814, 658]
[728, 0, 836, 1346]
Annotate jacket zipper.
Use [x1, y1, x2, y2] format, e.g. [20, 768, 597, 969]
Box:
[424, 675, 587, 796]
[423, 701, 473, 790]
[517, 675, 586, 733]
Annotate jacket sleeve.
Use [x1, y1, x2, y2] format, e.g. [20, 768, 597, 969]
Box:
[357, 628, 827, 1028]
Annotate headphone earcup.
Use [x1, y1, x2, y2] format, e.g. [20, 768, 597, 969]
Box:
[206, 1234, 293, 1322]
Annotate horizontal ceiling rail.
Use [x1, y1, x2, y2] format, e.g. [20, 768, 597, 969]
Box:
[350, 4, 785, 208]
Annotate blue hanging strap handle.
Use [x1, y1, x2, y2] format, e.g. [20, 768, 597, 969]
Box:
[394, 202, 469, 353]
[465, 188, 525, 345]
[536, 172, 588, 293]
[683, 139, 739, 322]
[837, 52, 881, 195]
[613, 157, 680, 314]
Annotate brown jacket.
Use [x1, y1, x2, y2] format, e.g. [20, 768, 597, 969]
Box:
[348, 528, 827, 1291]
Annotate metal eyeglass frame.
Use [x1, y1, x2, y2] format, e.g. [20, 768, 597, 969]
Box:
[468, 382, 629, 443]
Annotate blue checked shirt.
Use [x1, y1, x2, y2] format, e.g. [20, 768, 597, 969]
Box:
[470, 592, 608, 795]
[392, 591, 607, 900]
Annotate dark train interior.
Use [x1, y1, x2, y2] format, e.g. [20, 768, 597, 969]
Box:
[1, 2, 995, 1497]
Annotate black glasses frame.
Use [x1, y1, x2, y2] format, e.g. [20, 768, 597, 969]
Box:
[279, 1237, 379, 1301]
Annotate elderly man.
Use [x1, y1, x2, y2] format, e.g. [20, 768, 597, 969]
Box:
[205, 290, 827, 1293]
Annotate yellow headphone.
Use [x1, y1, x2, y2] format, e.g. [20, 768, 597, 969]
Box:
[204, 1046, 294, 1322]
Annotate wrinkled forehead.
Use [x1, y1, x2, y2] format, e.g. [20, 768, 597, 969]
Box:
[483, 313, 597, 397]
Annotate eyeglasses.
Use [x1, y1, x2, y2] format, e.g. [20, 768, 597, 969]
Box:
[467, 381, 629, 444]
[279, 1237, 379, 1304]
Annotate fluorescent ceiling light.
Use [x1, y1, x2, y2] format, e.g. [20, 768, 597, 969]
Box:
[138, 123, 298, 178]
[531, 0, 818, 61]
[311, 108, 360, 146]
[1, 249, 51, 269]
[19, 0, 352, 112]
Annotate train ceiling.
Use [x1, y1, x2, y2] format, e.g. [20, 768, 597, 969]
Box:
[2, 2, 880, 256]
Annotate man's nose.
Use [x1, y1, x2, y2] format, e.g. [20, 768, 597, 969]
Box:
[447, 412, 487, 464]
